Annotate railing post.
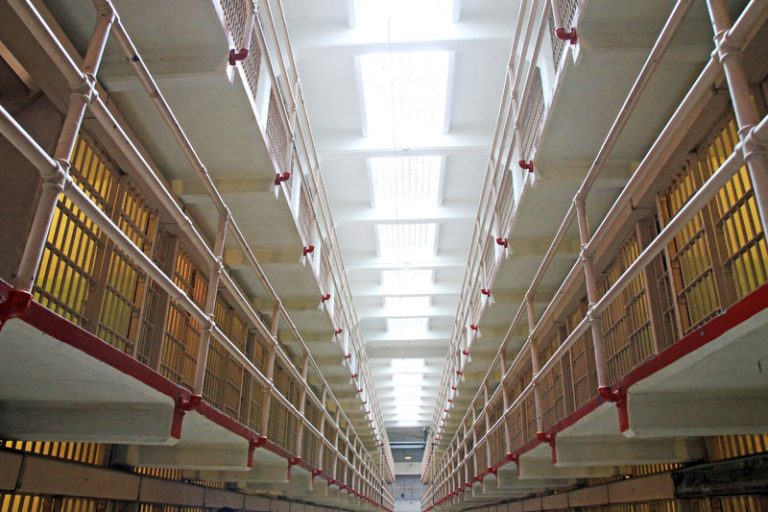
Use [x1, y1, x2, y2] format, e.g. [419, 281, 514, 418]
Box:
[500, 353, 513, 458]
[293, 354, 309, 461]
[12, 7, 114, 292]
[483, 384, 492, 471]
[332, 408, 341, 483]
[527, 294, 545, 436]
[575, 196, 611, 391]
[707, 0, 768, 232]
[635, 216, 672, 353]
[193, 212, 229, 395]
[316, 386, 328, 473]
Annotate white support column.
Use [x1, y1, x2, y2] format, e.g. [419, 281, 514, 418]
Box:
[193, 213, 229, 395]
[706, 0, 768, 230]
[11, 6, 113, 292]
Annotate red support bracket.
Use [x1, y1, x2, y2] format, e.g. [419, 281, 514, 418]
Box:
[598, 385, 629, 432]
[247, 435, 268, 467]
[481, 288, 491, 297]
[555, 27, 578, 45]
[274, 171, 291, 186]
[470, 324, 478, 331]
[495, 237, 508, 248]
[0, 289, 32, 329]
[456, 370, 463, 377]
[537, 431, 558, 464]
[473, 474, 483, 483]
[334, 326, 343, 335]
[171, 394, 202, 439]
[451, 385, 457, 391]
[344, 353, 352, 360]
[505, 452, 518, 463]
[464, 481, 472, 489]
[228, 48, 249, 65]
[312, 468, 323, 477]
[351, 372, 358, 379]
[462, 349, 470, 357]
[487, 466, 497, 475]
[328, 478, 337, 486]
[303, 244, 315, 256]
[321, 293, 331, 302]
[518, 160, 535, 173]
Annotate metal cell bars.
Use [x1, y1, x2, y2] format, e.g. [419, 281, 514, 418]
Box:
[548, 0, 579, 71]
[97, 179, 157, 355]
[706, 117, 768, 299]
[32, 136, 114, 326]
[267, 90, 291, 177]
[1, 12, 385, 504]
[204, 299, 248, 417]
[518, 67, 545, 164]
[597, 231, 654, 384]
[426, 2, 768, 502]
[160, 246, 207, 389]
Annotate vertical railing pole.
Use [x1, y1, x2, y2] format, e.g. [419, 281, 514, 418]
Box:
[260, 306, 280, 438]
[293, 355, 309, 460]
[483, 385, 492, 472]
[193, 212, 229, 395]
[527, 295, 545, 435]
[706, 0, 768, 231]
[575, 197, 611, 391]
[500, 353, 513, 457]
[317, 386, 328, 473]
[13, 9, 114, 292]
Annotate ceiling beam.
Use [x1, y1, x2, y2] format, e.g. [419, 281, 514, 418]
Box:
[357, 304, 456, 320]
[334, 203, 476, 225]
[368, 345, 448, 360]
[345, 253, 466, 270]
[293, 20, 513, 60]
[316, 130, 490, 158]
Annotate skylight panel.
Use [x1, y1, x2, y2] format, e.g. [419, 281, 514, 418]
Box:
[387, 317, 429, 339]
[381, 269, 433, 292]
[359, 51, 451, 142]
[384, 296, 430, 314]
[376, 223, 437, 260]
[370, 156, 442, 210]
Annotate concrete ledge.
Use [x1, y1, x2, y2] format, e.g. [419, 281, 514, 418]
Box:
[244, 494, 271, 511]
[522, 498, 542, 511]
[608, 473, 674, 503]
[566, 484, 608, 508]
[0, 450, 22, 490]
[139, 476, 205, 506]
[204, 488, 245, 509]
[19, 457, 140, 501]
[540, 492, 568, 510]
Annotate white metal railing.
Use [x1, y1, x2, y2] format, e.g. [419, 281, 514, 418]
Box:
[423, 0, 574, 479]
[1, 0, 393, 507]
[240, 0, 395, 478]
[421, 0, 768, 508]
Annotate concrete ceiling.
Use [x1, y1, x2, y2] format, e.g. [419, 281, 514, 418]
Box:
[283, 0, 517, 432]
